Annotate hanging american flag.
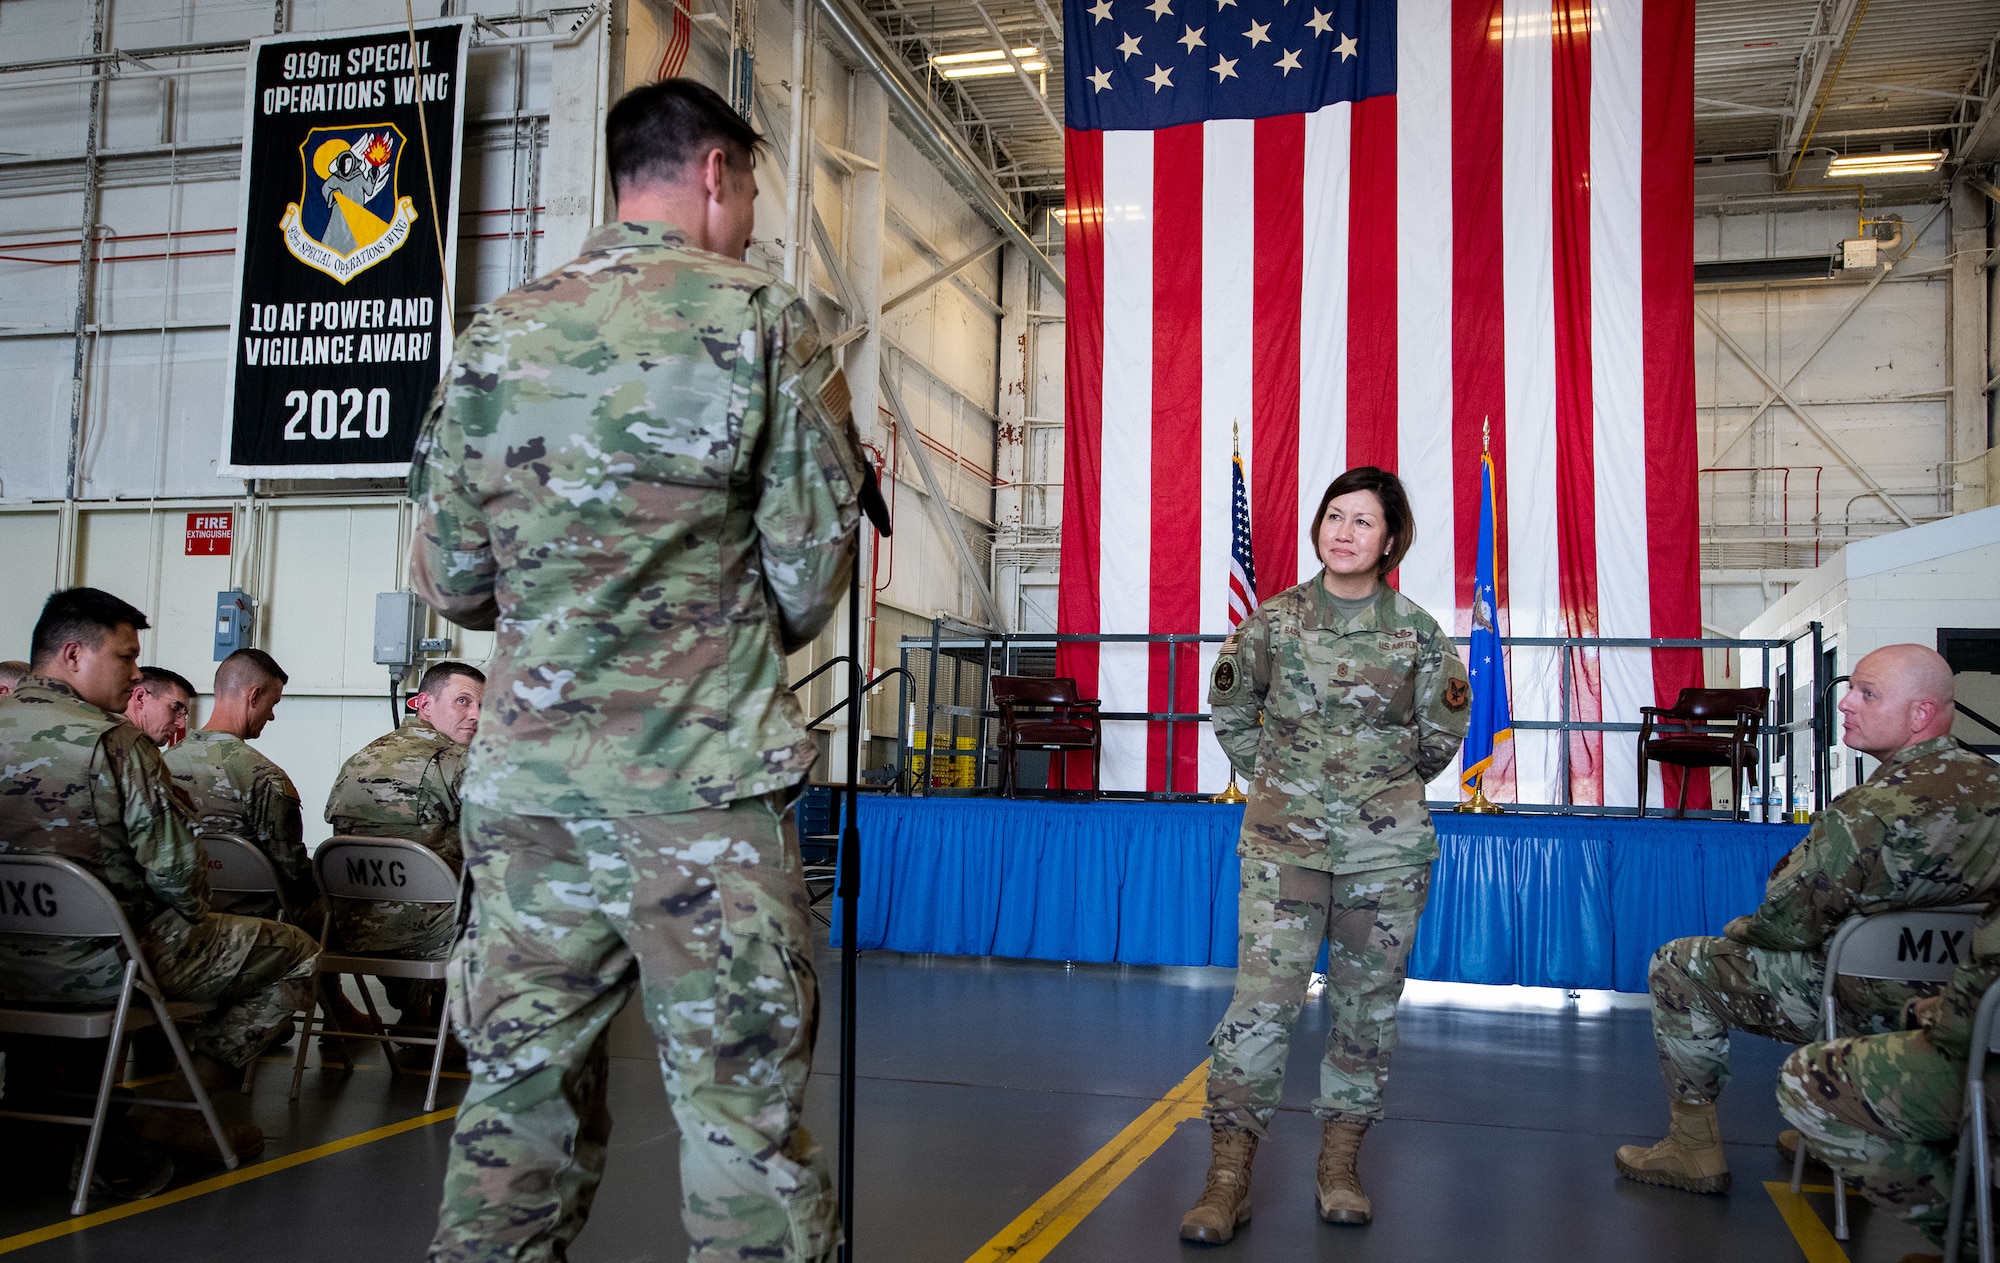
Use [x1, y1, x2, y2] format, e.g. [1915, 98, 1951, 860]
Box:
[1056, 0, 1703, 807]
[1227, 428, 1258, 628]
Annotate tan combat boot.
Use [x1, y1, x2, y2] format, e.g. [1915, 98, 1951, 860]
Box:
[1179, 1127, 1258, 1245]
[1316, 1120, 1372, 1224]
[1613, 1100, 1731, 1194]
[129, 1053, 266, 1163]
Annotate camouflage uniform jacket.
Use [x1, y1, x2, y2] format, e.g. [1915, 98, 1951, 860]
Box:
[0, 677, 211, 965]
[1209, 575, 1471, 874]
[323, 714, 466, 863]
[162, 728, 314, 913]
[409, 220, 863, 819]
[1726, 736, 2000, 955]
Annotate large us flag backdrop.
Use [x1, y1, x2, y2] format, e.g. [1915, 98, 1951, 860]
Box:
[1056, 0, 1704, 808]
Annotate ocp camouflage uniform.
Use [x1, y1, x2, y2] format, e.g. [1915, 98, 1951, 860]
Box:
[164, 727, 318, 924]
[1647, 736, 2000, 1108]
[1204, 577, 1470, 1131]
[323, 714, 467, 1013]
[410, 220, 861, 1263]
[0, 678, 316, 1068]
[1777, 901, 2000, 1246]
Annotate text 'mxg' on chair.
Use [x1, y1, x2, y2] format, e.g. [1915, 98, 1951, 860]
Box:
[289, 837, 460, 1111]
[1793, 903, 1987, 1242]
[992, 675, 1102, 799]
[0, 853, 239, 1214]
[1637, 687, 1769, 821]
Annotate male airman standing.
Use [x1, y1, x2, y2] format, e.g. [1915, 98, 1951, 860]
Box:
[411, 79, 860, 1263]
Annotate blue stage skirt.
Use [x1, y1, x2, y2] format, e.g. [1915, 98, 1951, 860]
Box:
[831, 797, 1805, 993]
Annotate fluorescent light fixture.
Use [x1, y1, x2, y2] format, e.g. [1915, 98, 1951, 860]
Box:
[1825, 150, 1945, 177]
[932, 46, 1046, 77]
[933, 45, 1038, 65]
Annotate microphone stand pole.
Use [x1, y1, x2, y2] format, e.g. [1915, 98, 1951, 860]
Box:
[837, 463, 889, 1263]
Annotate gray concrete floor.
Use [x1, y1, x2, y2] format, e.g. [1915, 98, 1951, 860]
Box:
[0, 945, 1933, 1262]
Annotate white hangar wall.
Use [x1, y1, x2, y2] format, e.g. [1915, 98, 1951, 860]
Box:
[0, 0, 1021, 812]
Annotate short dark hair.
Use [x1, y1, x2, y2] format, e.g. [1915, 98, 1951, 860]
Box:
[1309, 467, 1415, 578]
[605, 78, 766, 200]
[417, 660, 486, 698]
[137, 665, 197, 699]
[30, 588, 150, 667]
[216, 647, 287, 694]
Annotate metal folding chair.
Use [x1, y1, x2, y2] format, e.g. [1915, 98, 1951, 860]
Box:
[0, 853, 239, 1214]
[288, 837, 460, 1111]
[1944, 978, 2000, 1263]
[200, 831, 291, 923]
[1793, 903, 1988, 1240]
[198, 832, 292, 1092]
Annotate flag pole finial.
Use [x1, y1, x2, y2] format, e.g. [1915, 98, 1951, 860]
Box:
[1232, 418, 1240, 455]
[1482, 415, 1491, 455]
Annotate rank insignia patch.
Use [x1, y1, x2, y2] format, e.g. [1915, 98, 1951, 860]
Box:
[1444, 678, 1469, 711]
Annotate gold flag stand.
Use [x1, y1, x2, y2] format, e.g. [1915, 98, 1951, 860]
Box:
[1455, 776, 1503, 814]
[1212, 774, 1248, 804]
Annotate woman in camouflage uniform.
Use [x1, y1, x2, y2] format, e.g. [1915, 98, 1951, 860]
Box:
[1180, 466, 1470, 1244]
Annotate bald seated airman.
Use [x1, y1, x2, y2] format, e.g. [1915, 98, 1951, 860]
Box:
[1617, 644, 2000, 1200]
[163, 648, 315, 923]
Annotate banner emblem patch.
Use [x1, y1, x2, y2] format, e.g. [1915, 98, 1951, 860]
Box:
[281, 125, 418, 283]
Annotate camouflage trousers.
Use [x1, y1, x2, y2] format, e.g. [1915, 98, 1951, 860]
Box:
[430, 797, 836, 1263]
[0, 912, 315, 1068]
[1206, 858, 1430, 1133]
[1776, 1031, 1968, 1245]
[1648, 935, 1918, 1103]
[330, 899, 457, 1016]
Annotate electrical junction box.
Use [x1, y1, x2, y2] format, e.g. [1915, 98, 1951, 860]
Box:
[374, 591, 422, 671]
[213, 590, 253, 661]
[1842, 236, 1879, 270]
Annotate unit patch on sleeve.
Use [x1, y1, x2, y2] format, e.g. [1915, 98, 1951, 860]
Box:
[1443, 678, 1469, 712]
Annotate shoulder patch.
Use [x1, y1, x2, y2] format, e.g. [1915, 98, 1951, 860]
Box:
[1443, 678, 1469, 712]
[1213, 658, 1238, 694]
[1220, 630, 1242, 655]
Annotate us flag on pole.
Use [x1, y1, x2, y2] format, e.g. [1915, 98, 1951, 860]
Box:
[1057, 0, 1704, 807]
[1227, 437, 1258, 628]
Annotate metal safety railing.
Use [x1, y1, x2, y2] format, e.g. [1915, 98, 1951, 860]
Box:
[893, 618, 1836, 820]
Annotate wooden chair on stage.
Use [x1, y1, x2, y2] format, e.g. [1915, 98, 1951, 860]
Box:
[1636, 687, 1770, 821]
[992, 676, 1102, 799]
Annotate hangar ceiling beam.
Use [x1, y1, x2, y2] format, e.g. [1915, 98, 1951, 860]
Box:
[1776, 0, 1868, 170]
[815, 0, 1064, 298]
[964, 0, 1064, 143]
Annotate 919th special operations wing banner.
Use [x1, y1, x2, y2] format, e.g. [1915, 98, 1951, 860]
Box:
[220, 18, 469, 478]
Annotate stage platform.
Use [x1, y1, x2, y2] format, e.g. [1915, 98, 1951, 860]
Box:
[835, 798, 1807, 992]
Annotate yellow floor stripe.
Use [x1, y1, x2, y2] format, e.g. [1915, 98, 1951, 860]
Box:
[0, 1106, 459, 1254]
[964, 1061, 1208, 1263]
[1763, 1181, 1852, 1263]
